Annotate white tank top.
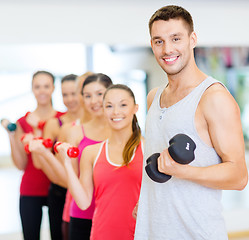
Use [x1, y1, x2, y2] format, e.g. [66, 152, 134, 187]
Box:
[134, 77, 228, 240]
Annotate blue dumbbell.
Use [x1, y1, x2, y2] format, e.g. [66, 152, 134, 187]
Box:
[1, 119, 17, 132]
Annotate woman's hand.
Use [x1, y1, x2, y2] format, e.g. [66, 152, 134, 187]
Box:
[28, 139, 46, 154]
[56, 142, 73, 167]
[20, 133, 34, 145]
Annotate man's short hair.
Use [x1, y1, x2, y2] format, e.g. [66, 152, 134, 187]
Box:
[149, 5, 194, 35]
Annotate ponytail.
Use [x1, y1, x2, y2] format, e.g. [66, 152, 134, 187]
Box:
[123, 115, 141, 166]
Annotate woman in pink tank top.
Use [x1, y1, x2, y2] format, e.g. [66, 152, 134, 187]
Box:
[60, 73, 113, 240]
[57, 84, 144, 240]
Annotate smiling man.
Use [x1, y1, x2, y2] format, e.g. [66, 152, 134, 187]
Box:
[134, 5, 248, 240]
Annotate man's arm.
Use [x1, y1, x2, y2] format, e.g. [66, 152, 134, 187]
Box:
[158, 83, 248, 190]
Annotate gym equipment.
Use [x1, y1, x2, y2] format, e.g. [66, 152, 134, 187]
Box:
[1, 119, 17, 132]
[7, 122, 17, 131]
[54, 142, 80, 158]
[24, 138, 53, 154]
[145, 134, 196, 183]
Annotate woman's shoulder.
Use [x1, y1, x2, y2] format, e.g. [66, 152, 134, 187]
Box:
[58, 121, 83, 144]
[17, 111, 30, 122]
[84, 142, 105, 157]
[60, 120, 81, 132]
[85, 141, 104, 153]
[43, 118, 61, 139]
[45, 117, 60, 127]
[82, 141, 105, 164]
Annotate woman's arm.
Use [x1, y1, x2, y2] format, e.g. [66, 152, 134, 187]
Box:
[8, 122, 29, 170]
[29, 139, 63, 184]
[43, 118, 60, 141]
[58, 143, 97, 210]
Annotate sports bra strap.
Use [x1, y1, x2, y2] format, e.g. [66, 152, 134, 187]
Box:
[58, 117, 63, 127]
[81, 125, 85, 136]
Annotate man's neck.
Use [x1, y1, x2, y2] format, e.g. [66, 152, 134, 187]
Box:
[167, 65, 207, 91]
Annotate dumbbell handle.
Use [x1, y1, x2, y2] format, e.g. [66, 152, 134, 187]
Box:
[24, 138, 53, 154]
[54, 142, 80, 158]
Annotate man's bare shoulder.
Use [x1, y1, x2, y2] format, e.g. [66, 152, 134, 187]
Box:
[147, 87, 159, 110]
[200, 82, 240, 118]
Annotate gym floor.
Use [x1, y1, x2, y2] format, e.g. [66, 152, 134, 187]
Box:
[0, 167, 249, 240]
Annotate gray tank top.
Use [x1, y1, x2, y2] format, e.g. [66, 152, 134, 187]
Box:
[134, 77, 228, 240]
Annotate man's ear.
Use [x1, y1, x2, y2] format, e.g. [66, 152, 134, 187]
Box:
[190, 31, 197, 49]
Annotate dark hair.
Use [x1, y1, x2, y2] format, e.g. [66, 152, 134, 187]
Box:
[149, 5, 194, 35]
[32, 70, 55, 84]
[61, 74, 78, 84]
[81, 73, 113, 95]
[104, 84, 141, 166]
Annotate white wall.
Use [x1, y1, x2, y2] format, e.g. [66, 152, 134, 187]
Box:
[0, 0, 248, 47]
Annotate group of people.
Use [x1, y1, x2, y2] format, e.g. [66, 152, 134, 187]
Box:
[2, 70, 143, 240]
[1, 5, 248, 240]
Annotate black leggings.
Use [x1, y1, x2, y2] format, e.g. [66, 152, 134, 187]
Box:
[69, 217, 92, 240]
[19, 195, 48, 240]
[48, 183, 67, 240]
[62, 221, 69, 240]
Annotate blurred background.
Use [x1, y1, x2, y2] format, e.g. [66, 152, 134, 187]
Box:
[0, 0, 249, 239]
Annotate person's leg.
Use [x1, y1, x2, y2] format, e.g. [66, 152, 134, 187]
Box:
[69, 217, 92, 240]
[61, 220, 70, 240]
[19, 196, 47, 240]
[48, 183, 67, 240]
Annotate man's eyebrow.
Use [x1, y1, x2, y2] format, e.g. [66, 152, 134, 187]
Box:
[151, 36, 161, 41]
[170, 32, 183, 37]
[152, 32, 183, 41]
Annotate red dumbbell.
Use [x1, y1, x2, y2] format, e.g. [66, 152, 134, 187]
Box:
[24, 138, 53, 154]
[54, 142, 79, 158]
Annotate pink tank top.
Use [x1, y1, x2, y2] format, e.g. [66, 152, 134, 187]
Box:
[91, 140, 143, 240]
[70, 126, 101, 219]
